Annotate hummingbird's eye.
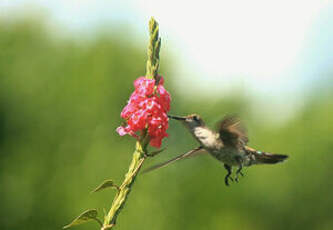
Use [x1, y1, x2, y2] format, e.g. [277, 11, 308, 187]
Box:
[193, 116, 199, 121]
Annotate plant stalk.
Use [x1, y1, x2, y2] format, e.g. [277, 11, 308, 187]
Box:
[102, 17, 161, 229]
[102, 141, 147, 229]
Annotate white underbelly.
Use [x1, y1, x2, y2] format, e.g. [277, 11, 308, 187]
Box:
[192, 127, 246, 166]
[193, 127, 221, 149]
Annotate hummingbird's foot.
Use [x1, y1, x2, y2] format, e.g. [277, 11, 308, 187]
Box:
[223, 164, 233, 186]
[224, 174, 234, 186]
[235, 165, 243, 182]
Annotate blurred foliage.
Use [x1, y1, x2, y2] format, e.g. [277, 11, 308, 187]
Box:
[0, 19, 332, 230]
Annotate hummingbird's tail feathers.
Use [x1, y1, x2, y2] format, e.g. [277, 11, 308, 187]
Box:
[255, 152, 288, 164]
[142, 146, 204, 174]
[245, 146, 288, 165]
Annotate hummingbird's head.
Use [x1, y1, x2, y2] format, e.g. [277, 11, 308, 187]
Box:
[168, 114, 205, 129]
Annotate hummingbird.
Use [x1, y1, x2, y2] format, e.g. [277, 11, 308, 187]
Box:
[144, 114, 288, 186]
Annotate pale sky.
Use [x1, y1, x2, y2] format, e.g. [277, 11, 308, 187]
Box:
[1, 0, 332, 122]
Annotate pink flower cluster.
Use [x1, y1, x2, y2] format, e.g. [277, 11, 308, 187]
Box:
[117, 76, 171, 148]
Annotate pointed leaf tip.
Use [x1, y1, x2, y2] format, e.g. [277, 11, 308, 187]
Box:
[63, 209, 98, 229]
[91, 179, 119, 193]
[148, 147, 166, 157]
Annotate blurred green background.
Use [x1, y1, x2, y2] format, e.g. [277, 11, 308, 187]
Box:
[1, 17, 333, 230]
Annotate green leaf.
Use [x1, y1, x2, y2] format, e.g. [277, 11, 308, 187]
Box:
[63, 209, 99, 229]
[148, 148, 166, 157]
[91, 179, 118, 193]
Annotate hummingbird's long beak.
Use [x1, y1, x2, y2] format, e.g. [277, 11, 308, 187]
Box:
[167, 115, 187, 121]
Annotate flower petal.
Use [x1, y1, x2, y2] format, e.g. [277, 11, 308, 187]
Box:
[116, 126, 128, 136]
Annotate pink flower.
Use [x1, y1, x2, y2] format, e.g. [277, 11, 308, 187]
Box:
[121, 103, 137, 119]
[116, 126, 137, 138]
[134, 77, 155, 96]
[157, 85, 171, 111]
[127, 110, 147, 131]
[116, 126, 128, 136]
[149, 136, 164, 148]
[117, 75, 171, 148]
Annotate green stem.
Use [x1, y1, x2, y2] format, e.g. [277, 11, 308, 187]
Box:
[146, 17, 161, 81]
[101, 18, 161, 229]
[102, 141, 147, 230]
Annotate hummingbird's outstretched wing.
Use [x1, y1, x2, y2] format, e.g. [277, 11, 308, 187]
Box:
[217, 115, 248, 147]
[142, 146, 204, 174]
